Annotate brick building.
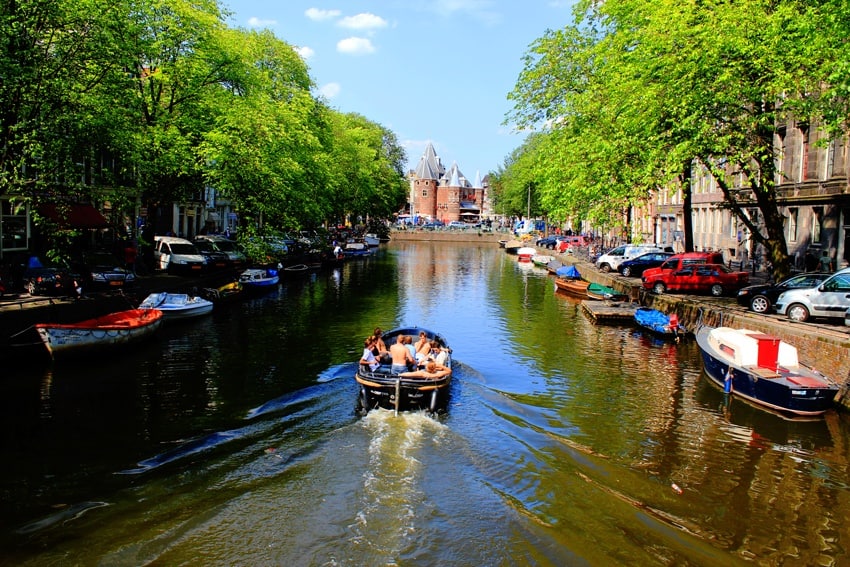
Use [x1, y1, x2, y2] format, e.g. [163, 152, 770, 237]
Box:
[407, 142, 487, 224]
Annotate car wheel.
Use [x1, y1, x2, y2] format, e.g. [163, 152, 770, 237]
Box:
[750, 296, 770, 313]
[710, 284, 724, 297]
[652, 282, 666, 294]
[621, 266, 632, 277]
[600, 264, 611, 273]
[787, 303, 810, 322]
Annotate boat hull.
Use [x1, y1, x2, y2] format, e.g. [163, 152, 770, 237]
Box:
[554, 278, 590, 298]
[695, 326, 838, 416]
[35, 308, 163, 358]
[634, 307, 685, 340]
[139, 293, 214, 320]
[354, 327, 452, 414]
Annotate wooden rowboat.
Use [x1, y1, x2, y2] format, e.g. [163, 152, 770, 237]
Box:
[35, 308, 163, 359]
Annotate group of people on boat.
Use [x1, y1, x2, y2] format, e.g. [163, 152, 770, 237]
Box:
[359, 328, 451, 379]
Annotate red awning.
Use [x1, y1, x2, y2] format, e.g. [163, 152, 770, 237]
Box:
[39, 203, 110, 229]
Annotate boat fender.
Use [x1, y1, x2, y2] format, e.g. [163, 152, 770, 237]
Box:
[724, 367, 734, 393]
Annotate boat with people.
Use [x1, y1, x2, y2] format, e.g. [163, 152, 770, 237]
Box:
[139, 292, 214, 320]
[633, 307, 686, 340]
[239, 267, 280, 292]
[35, 308, 163, 359]
[354, 326, 453, 415]
[695, 324, 839, 417]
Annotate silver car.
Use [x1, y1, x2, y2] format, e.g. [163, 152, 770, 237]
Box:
[775, 267, 850, 322]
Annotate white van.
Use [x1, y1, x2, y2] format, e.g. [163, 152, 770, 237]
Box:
[153, 236, 206, 275]
[596, 244, 671, 273]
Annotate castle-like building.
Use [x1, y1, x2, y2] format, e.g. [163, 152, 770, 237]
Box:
[407, 142, 489, 224]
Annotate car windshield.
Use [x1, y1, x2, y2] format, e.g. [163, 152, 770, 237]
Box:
[170, 243, 198, 254]
[213, 240, 239, 252]
[194, 241, 215, 252]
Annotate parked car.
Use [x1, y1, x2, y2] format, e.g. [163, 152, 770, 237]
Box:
[639, 251, 725, 281]
[422, 220, 443, 230]
[195, 235, 248, 269]
[596, 244, 673, 273]
[775, 267, 850, 322]
[153, 236, 206, 275]
[535, 235, 566, 249]
[446, 221, 467, 229]
[69, 250, 136, 291]
[736, 272, 831, 313]
[19, 255, 73, 296]
[618, 252, 674, 277]
[192, 239, 231, 271]
[642, 263, 749, 296]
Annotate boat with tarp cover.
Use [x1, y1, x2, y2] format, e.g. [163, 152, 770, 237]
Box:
[355, 327, 452, 415]
[696, 325, 839, 417]
[35, 308, 163, 358]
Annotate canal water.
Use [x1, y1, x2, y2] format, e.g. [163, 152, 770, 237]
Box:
[1, 241, 849, 565]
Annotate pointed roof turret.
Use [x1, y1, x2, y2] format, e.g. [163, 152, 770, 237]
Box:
[414, 142, 445, 180]
[473, 170, 482, 188]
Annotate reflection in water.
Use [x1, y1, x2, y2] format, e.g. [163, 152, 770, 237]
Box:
[1, 242, 849, 565]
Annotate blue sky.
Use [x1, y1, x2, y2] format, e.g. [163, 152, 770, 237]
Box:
[221, 1, 576, 178]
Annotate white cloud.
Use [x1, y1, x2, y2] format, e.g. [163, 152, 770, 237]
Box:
[336, 37, 375, 55]
[305, 8, 341, 21]
[247, 16, 277, 28]
[295, 46, 315, 60]
[319, 82, 341, 98]
[338, 13, 388, 31]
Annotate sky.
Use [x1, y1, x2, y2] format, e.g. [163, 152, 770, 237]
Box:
[220, 1, 576, 179]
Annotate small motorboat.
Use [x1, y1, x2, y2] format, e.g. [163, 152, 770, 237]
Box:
[695, 325, 839, 417]
[363, 233, 381, 247]
[355, 327, 452, 415]
[503, 240, 522, 254]
[586, 282, 629, 302]
[35, 308, 163, 359]
[531, 254, 555, 267]
[239, 267, 280, 292]
[344, 240, 371, 258]
[201, 280, 243, 304]
[633, 307, 686, 340]
[139, 292, 214, 320]
[553, 265, 590, 298]
[283, 263, 310, 275]
[516, 247, 536, 262]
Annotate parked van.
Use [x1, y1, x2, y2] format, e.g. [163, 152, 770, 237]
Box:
[639, 251, 725, 280]
[596, 244, 672, 273]
[153, 236, 206, 275]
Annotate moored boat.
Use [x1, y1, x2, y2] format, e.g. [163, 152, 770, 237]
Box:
[363, 234, 381, 247]
[695, 325, 839, 417]
[201, 280, 243, 304]
[633, 307, 686, 340]
[355, 327, 452, 415]
[239, 267, 280, 292]
[553, 264, 590, 298]
[139, 292, 214, 320]
[35, 308, 163, 359]
[586, 282, 629, 302]
[517, 247, 536, 262]
[531, 254, 555, 267]
[504, 239, 522, 254]
[344, 240, 371, 258]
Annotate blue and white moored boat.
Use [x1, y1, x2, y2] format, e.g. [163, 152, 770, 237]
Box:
[695, 325, 839, 417]
[139, 292, 214, 320]
[239, 267, 280, 291]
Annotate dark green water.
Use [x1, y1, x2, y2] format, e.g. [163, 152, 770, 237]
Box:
[1, 242, 849, 565]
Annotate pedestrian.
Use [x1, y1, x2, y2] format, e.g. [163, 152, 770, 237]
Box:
[124, 241, 137, 274]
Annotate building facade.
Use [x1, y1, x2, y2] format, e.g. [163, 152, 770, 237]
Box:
[407, 143, 487, 224]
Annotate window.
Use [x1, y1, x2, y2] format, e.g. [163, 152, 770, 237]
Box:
[812, 210, 822, 243]
[788, 208, 798, 242]
[421, 189, 428, 198]
[1, 199, 29, 252]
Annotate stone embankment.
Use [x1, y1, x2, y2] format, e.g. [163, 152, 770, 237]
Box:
[393, 230, 850, 409]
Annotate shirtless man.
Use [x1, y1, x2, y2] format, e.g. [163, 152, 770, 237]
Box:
[414, 331, 432, 365]
[389, 334, 415, 374]
[400, 361, 451, 380]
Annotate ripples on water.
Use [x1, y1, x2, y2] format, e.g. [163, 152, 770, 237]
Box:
[2, 242, 850, 565]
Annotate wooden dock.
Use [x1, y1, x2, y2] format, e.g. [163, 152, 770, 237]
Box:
[580, 300, 639, 324]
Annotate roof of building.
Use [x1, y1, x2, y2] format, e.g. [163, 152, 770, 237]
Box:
[413, 142, 445, 180]
[443, 161, 470, 188]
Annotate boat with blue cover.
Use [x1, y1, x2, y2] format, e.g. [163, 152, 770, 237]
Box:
[633, 307, 686, 340]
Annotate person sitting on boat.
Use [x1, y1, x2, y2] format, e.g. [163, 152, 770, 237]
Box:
[400, 361, 451, 380]
[404, 335, 417, 362]
[414, 331, 432, 366]
[360, 336, 380, 372]
[429, 341, 449, 366]
[372, 328, 389, 359]
[389, 335, 416, 374]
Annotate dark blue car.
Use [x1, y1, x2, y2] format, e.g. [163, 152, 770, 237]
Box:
[617, 252, 674, 277]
